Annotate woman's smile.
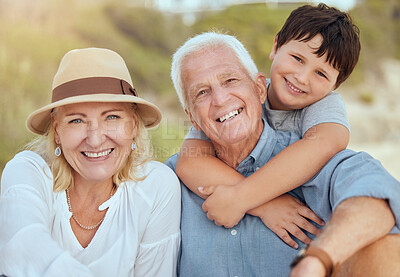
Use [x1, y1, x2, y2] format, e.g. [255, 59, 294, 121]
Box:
[53, 102, 137, 183]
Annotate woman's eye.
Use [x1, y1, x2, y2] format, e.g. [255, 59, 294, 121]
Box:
[68, 119, 83, 124]
[106, 115, 120, 120]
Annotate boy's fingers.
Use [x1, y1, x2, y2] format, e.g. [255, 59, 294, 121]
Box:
[198, 186, 216, 195]
[295, 217, 322, 236]
[287, 225, 312, 245]
[274, 228, 299, 249]
[298, 207, 325, 226]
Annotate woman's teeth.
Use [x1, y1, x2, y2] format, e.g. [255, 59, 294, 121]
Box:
[83, 149, 113, 158]
[218, 108, 243, 122]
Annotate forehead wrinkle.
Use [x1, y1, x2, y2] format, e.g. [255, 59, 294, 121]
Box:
[218, 71, 237, 79]
[188, 70, 239, 95]
[188, 82, 208, 98]
[65, 112, 86, 117]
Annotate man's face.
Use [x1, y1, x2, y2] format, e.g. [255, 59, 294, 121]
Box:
[181, 46, 267, 147]
[268, 34, 339, 110]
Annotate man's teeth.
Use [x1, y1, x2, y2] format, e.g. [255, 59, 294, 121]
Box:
[288, 82, 303, 93]
[218, 108, 243, 123]
[83, 149, 112, 158]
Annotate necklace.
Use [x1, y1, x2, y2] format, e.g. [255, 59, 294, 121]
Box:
[66, 185, 116, 230]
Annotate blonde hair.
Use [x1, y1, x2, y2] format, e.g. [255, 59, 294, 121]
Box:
[25, 105, 152, 192]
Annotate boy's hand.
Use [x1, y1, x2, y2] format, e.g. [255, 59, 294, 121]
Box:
[250, 194, 325, 249]
[200, 185, 247, 228]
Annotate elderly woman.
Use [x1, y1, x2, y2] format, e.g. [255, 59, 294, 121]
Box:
[0, 48, 181, 276]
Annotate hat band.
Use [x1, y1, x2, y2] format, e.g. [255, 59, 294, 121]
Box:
[52, 77, 137, 103]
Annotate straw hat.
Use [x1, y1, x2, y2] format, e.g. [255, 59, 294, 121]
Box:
[26, 47, 162, 135]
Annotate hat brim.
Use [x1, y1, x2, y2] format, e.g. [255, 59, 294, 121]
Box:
[26, 94, 162, 135]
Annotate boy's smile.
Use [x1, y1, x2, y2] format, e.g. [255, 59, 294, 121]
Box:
[268, 34, 339, 110]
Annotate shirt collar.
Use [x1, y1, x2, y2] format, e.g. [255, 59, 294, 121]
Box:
[236, 118, 277, 173]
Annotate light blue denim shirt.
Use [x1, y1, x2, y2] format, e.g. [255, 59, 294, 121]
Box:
[166, 120, 400, 277]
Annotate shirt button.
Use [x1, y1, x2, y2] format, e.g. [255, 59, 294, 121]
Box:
[231, 229, 237, 236]
[255, 166, 260, 171]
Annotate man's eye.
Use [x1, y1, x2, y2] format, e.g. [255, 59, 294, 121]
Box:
[198, 90, 206, 96]
[68, 119, 83, 124]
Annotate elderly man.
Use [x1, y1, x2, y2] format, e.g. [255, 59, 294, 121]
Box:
[166, 32, 400, 277]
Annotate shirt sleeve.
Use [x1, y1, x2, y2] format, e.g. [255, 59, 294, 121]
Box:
[184, 126, 211, 142]
[300, 92, 350, 136]
[300, 150, 400, 233]
[134, 164, 181, 277]
[329, 151, 400, 233]
[0, 151, 93, 277]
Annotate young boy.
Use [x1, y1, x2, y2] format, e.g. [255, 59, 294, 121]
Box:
[175, 3, 361, 249]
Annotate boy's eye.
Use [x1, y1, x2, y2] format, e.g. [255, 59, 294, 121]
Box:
[316, 71, 327, 79]
[68, 118, 83, 124]
[292, 55, 303, 63]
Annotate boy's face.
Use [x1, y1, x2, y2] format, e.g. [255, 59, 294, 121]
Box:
[268, 34, 339, 110]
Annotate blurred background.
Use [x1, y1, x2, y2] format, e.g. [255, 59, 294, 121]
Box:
[0, 0, 399, 180]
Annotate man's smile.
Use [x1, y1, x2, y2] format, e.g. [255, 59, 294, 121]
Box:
[216, 108, 244, 123]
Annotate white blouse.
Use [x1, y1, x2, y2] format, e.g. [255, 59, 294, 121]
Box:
[0, 151, 181, 277]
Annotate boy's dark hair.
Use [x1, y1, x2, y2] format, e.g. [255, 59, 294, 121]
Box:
[276, 3, 361, 89]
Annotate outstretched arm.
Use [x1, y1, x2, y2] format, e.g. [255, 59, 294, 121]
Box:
[290, 197, 395, 277]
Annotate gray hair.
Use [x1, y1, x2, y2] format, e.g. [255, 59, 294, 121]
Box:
[171, 31, 259, 110]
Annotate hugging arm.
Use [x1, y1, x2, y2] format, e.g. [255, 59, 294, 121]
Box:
[177, 121, 349, 223]
[176, 139, 324, 248]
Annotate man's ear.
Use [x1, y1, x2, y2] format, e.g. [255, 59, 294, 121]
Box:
[185, 108, 201, 131]
[255, 73, 267, 104]
[269, 36, 278, 61]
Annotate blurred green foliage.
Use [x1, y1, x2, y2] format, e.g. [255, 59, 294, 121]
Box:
[0, 0, 399, 172]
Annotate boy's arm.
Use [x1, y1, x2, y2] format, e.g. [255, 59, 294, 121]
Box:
[202, 122, 350, 227]
[177, 138, 323, 248]
[176, 136, 324, 248]
[176, 138, 245, 199]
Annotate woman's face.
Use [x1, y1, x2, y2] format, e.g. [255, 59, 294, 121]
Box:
[53, 102, 138, 184]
